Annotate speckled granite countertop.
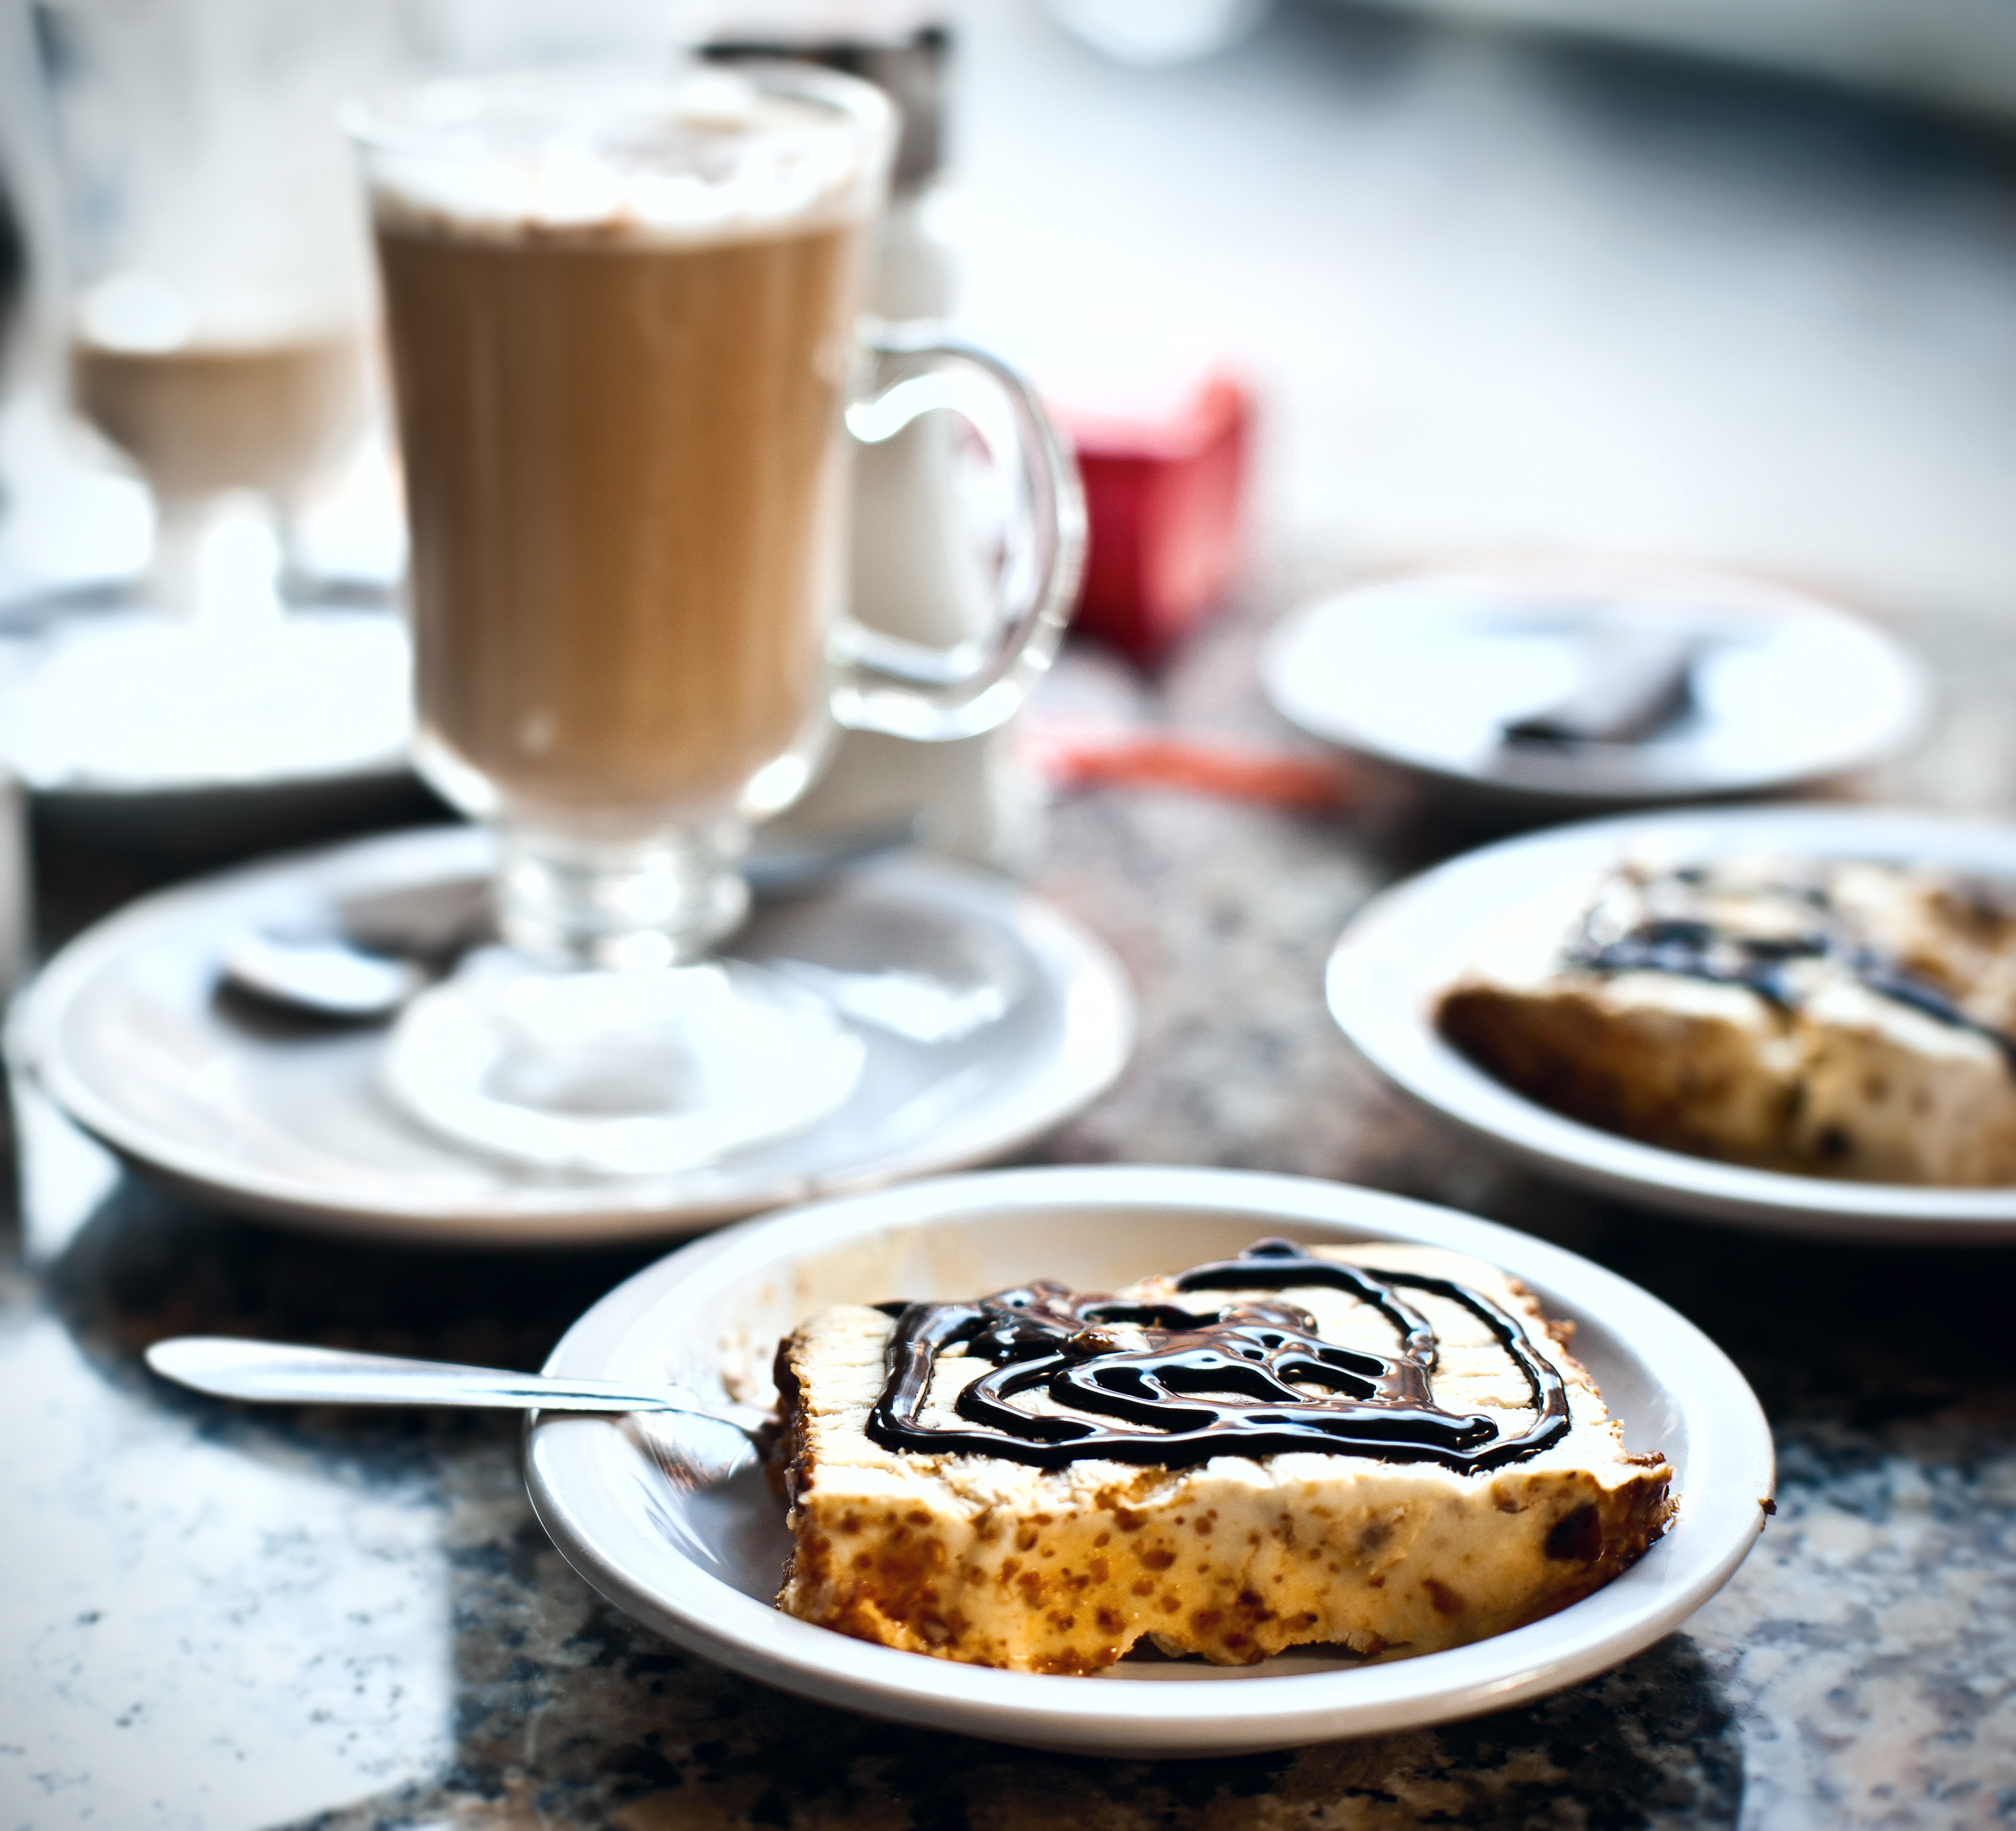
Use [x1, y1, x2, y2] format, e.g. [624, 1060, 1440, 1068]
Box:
[9, 3, 2016, 1822]
[4, 573, 2015, 1830]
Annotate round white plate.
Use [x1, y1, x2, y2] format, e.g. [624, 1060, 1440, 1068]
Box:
[1327, 804, 2016, 1242]
[1261, 561, 1929, 808]
[10, 830, 1135, 1245]
[524, 1165, 1773, 1758]
[0, 595, 413, 796]
[0, 592, 426, 858]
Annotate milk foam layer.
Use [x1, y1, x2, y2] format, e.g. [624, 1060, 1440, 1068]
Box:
[358, 68, 890, 247]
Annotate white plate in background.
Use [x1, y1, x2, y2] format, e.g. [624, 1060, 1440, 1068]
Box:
[1326, 804, 2016, 1242]
[1262, 561, 1929, 808]
[526, 1165, 1772, 1757]
[10, 829, 1135, 1245]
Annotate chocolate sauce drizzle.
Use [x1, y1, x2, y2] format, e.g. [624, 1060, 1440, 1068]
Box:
[865, 1240, 1571, 1473]
[1567, 869, 2016, 1069]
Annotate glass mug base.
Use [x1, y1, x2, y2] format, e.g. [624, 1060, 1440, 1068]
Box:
[495, 826, 750, 971]
[379, 955, 866, 1177]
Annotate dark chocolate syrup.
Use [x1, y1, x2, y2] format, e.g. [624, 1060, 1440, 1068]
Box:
[1567, 871, 2016, 1069]
[864, 1239, 1570, 1473]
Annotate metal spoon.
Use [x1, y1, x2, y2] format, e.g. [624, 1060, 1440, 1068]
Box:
[220, 929, 432, 1020]
[144, 1335, 770, 1433]
[1500, 625, 1700, 747]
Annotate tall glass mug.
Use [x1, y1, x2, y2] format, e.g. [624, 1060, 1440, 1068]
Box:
[348, 64, 1083, 1174]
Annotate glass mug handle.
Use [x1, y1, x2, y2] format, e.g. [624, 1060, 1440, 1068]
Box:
[828, 333, 1087, 742]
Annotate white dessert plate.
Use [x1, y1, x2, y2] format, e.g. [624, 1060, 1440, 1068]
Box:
[1327, 804, 2016, 1243]
[525, 1165, 1773, 1758]
[1261, 561, 1930, 808]
[9, 829, 1134, 1245]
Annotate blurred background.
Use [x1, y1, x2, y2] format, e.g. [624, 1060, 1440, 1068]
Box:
[3, 0, 2012, 701]
[967, 0, 2016, 619]
[0, 0, 2014, 879]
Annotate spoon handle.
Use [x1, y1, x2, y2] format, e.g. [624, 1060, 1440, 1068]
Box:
[145, 1335, 768, 1434]
[1501, 626, 1697, 747]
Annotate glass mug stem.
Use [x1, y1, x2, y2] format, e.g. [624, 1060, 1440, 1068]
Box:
[496, 823, 749, 971]
[145, 491, 293, 626]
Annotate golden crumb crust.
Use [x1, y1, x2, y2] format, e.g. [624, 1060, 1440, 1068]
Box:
[1439, 860, 2016, 1186]
[770, 1244, 1673, 1674]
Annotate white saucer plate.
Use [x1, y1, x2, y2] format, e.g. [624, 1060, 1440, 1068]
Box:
[0, 595, 426, 858]
[0, 594, 413, 797]
[525, 1165, 1773, 1758]
[10, 829, 1135, 1245]
[1328, 804, 2016, 1242]
[1261, 562, 1929, 809]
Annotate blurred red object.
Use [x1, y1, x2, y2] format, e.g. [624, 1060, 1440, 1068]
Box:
[1021, 722, 1354, 812]
[1048, 370, 1254, 664]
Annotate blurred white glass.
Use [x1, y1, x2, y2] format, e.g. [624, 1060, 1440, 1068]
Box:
[696, 15, 1042, 869]
[33, 0, 405, 617]
[0, 0, 414, 804]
